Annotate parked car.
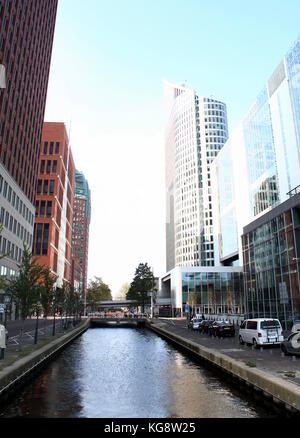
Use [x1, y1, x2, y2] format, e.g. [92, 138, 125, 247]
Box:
[280, 332, 300, 356]
[200, 320, 214, 334]
[239, 318, 284, 348]
[188, 317, 202, 331]
[210, 320, 235, 338]
[291, 321, 300, 333]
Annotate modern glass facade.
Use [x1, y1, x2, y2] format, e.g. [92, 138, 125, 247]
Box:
[286, 36, 300, 158]
[242, 192, 300, 330]
[243, 87, 279, 217]
[181, 270, 244, 316]
[214, 140, 238, 260]
[212, 37, 300, 266]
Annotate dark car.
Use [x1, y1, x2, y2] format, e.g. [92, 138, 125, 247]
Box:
[210, 321, 235, 338]
[200, 320, 214, 334]
[280, 332, 300, 356]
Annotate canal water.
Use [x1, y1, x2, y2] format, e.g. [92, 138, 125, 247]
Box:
[0, 328, 273, 418]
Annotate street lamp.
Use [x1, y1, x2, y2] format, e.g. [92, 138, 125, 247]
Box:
[34, 287, 42, 345]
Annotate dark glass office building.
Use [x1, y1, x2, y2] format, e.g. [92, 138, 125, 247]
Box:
[242, 191, 300, 329]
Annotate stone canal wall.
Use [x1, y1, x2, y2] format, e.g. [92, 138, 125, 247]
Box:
[148, 321, 300, 414]
[0, 319, 89, 402]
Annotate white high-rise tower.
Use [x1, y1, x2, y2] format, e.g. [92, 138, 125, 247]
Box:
[164, 80, 228, 271]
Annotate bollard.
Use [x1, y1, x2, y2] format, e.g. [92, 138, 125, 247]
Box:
[292, 355, 297, 362]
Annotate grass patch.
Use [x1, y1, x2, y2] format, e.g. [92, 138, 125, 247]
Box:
[277, 370, 296, 378]
[245, 361, 256, 368]
[284, 371, 296, 378]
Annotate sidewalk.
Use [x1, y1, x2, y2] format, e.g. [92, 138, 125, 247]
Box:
[153, 318, 300, 387]
[0, 318, 82, 372]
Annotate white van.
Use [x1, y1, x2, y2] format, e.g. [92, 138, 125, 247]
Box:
[239, 318, 284, 347]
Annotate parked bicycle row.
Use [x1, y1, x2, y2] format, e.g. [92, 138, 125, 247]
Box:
[187, 315, 300, 356]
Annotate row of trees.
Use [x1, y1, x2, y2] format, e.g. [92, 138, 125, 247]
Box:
[84, 264, 157, 314]
[2, 243, 83, 348]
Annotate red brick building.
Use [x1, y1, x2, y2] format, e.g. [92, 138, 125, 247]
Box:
[33, 122, 75, 286]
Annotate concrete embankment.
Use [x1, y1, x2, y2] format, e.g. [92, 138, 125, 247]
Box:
[148, 321, 300, 414]
[0, 319, 89, 402]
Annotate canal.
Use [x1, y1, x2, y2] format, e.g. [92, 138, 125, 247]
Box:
[0, 327, 273, 418]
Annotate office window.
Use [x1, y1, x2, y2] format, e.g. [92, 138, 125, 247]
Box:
[49, 180, 54, 194]
[35, 223, 42, 255]
[42, 224, 49, 255]
[43, 179, 48, 195]
[55, 142, 60, 154]
[37, 179, 42, 194]
[46, 160, 51, 174]
[0, 207, 4, 224]
[40, 201, 45, 217]
[40, 160, 45, 174]
[52, 160, 57, 174]
[46, 201, 52, 217]
[0, 176, 3, 194]
[43, 142, 48, 154]
[4, 212, 9, 228]
[49, 142, 54, 155]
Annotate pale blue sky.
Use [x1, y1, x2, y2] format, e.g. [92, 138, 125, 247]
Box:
[45, 0, 300, 294]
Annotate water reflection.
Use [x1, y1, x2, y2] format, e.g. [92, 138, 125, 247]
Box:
[0, 328, 272, 418]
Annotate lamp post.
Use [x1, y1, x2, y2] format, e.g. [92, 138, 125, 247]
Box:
[34, 288, 42, 345]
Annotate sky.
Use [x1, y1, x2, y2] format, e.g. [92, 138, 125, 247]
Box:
[45, 0, 300, 296]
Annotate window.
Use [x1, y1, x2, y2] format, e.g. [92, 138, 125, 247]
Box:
[0, 207, 4, 224]
[55, 142, 60, 154]
[43, 142, 48, 154]
[42, 224, 49, 255]
[43, 179, 48, 195]
[35, 224, 42, 255]
[3, 181, 7, 197]
[46, 201, 52, 217]
[46, 160, 51, 174]
[40, 201, 45, 217]
[40, 160, 45, 174]
[49, 180, 54, 194]
[49, 142, 54, 155]
[4, 212, 9, 228]
[37, 179, 42, 194]
[52, 160, 57, 174]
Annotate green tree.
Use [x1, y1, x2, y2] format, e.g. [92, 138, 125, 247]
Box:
[86, 277, 112, 311]
[8, 245, 44, 349]
[40, 267, 57, 318]
[126, 263, 154, 313]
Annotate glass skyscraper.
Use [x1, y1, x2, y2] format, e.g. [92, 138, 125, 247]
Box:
[212, 36, 300, 266]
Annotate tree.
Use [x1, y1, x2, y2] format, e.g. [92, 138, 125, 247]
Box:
[8, 245, 44, 349]
[126, 263, 154, 313]
[86, 277, 112, 311]
[40, 267, 57, 318]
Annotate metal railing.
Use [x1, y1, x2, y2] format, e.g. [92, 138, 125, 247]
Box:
[287, 184, 300, 198]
